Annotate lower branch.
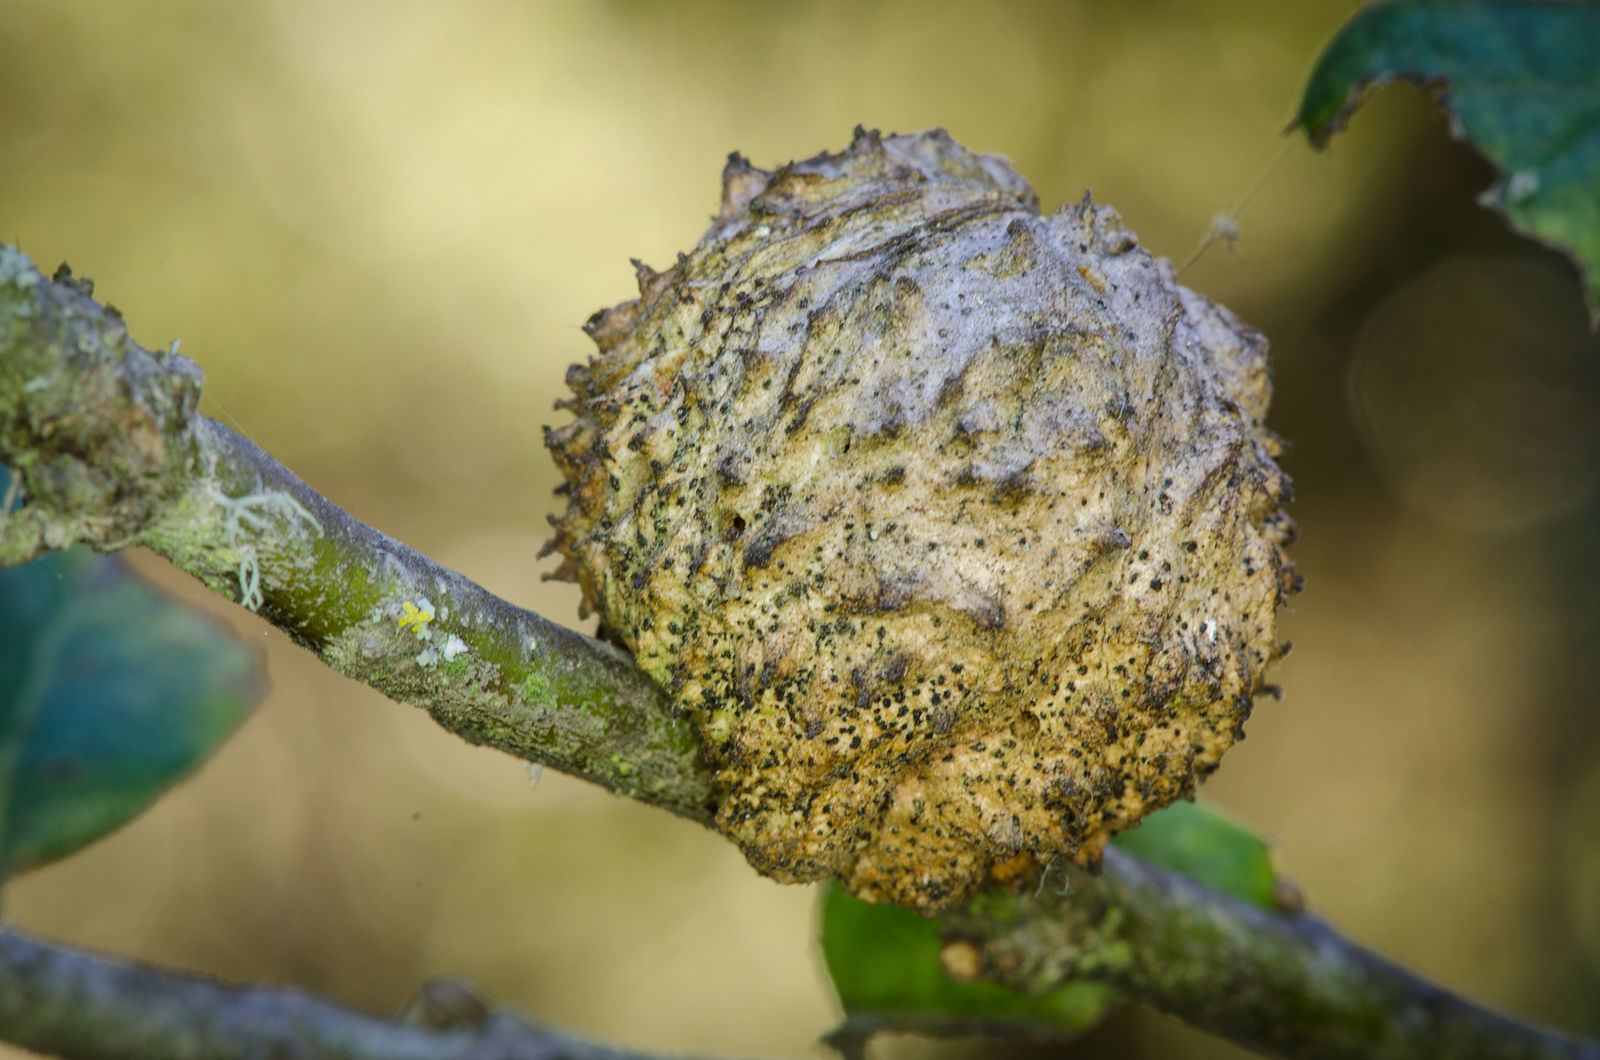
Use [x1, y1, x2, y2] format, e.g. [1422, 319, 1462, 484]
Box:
[0, 924, 724, 1060]
[944, 847, 1599, 1060]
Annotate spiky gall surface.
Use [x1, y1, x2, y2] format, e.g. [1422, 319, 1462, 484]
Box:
[546, 129, 1296, 911]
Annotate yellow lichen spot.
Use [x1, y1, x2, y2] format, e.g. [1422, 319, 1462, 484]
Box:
[398, 599, 435, 634]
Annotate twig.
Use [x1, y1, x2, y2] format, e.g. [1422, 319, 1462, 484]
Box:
[944, 847, 1600, 1060]
[0, 246, 713, 822]
[0, 924, 728, 1060]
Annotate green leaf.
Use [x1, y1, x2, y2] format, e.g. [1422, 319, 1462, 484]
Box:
[1295, 0, 1600, 317]
[0, 494, 262, 877]
[1109, 798, 1277, 909]
[819, 881, 1113, 1042]
[817, 799, 1276, 1044]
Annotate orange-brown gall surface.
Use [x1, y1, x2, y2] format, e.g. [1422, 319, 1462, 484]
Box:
[545, 129, 1296, 912]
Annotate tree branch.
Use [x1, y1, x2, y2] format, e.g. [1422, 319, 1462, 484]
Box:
[944, 848, 1599, 1060]
[1, 241, 1595, 1060]
[0, 923, 731, 1060]
[0, 245, 713, 823]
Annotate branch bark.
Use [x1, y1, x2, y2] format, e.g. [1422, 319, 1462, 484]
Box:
[944, 848, 1600, 1060]
[0, 923, 732, 1060]
[1, 242, 1595, 1060]
[0, 246, 713, 823]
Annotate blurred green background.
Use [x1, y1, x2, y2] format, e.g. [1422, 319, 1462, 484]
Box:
[3, 2, 1598, 1057]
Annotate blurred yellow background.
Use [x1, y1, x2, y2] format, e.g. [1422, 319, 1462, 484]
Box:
[3, 2, 1598, 1057]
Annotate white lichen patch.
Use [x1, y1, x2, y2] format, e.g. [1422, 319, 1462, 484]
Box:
[1507, 169, 1540, 204]
[399, 598, 436, 636]
[0, 245, 41, 290]
[396, 600, 463, 670]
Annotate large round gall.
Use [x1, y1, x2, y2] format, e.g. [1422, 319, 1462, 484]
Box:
[545, 129, 1297, 912]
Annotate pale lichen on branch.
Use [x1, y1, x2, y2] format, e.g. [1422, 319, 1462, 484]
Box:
[202, 478, 322, 611]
